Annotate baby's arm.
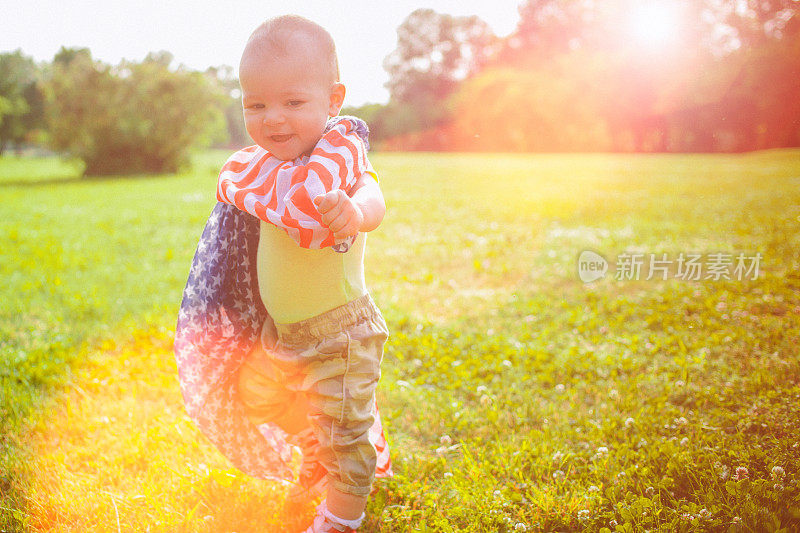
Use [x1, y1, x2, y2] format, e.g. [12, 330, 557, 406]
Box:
[313, 173, 385, 239]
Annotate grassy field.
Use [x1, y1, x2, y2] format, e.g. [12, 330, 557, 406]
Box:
[1, 149, 799, 532]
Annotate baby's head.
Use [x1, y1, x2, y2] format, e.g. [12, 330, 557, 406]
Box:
[239, 15, 345, 161]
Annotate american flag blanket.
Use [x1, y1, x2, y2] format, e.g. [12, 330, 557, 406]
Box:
[216, 116, 372, 253]
[173, 117, 393, 483]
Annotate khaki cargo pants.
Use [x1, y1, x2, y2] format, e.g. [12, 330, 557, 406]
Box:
[237, 293, 389, 496]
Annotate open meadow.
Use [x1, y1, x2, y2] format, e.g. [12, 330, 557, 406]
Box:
[1, 150, 799, 532]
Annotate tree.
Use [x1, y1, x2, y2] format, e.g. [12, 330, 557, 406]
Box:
[451, 58, 611, 152]
[664, 25, 800, 151]
[383, 8, 496, 133]
[43, 48, 226, 175]
[506, 0, 595, 61]
[205, 65, 250, 148]
[709, 0, 800, 49]
[0, 50, 44, 155]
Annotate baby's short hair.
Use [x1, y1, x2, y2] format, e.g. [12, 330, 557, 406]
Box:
[243, 15, 340, 83]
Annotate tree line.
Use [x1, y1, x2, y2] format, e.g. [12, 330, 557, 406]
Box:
[346, 0, 800, 153]
[0, 47, 248, 175]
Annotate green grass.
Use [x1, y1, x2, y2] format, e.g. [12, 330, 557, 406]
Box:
[1, 149, 799, 531]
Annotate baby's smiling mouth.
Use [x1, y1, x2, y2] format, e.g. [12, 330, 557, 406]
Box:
[270, 134, 294, 143]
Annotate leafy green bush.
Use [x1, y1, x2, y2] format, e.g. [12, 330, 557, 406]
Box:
[43, 48, 226, 176]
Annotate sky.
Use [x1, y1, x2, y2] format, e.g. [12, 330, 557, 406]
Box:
[2, 1, 523, 107]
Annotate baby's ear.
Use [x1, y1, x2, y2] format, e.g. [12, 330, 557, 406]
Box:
[328, 83, 346, 117]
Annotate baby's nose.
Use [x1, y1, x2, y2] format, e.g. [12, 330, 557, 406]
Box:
[262, 107, 285, 125]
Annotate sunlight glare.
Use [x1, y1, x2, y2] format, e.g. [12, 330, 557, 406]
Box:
[628, 1, 683, 50]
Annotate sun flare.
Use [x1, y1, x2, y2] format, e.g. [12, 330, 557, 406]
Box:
[628, 1, 683, 50]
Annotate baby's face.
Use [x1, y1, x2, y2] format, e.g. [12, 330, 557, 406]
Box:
[239, 44, 343, 161]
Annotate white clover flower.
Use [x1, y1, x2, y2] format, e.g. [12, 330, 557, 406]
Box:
[514, 524, 527, 532]
[480, 394, 493, 406]
[577, 509, 590, 521]
[735, 466, 749, 480]
[493, 489, 503, 499]
[443, 472, 453, 478]
[609, 389, 620, 400]
[675, 380, 686, 388]
[625, 417, 635, 428]
[609, 520, 618, 528]
[636, 438, 648, 449]
[675, 416, 688, 426]
[774, 483, 785, 491]
[440, 434, 452, 445]
[502, 360, 513, 368]
[771, 466, 785, 481]
[588, 485, 599, 493]
[476, 385, 489, 394]
[412, 358, 423, 368]
[680, 437, 689, 446]
[732, 516, 742, 524]
[552, 451, 564, 463]
[591, 447, 610, 461]
[553, 470, 565, 480]
[555, 383, 566, 392]
[680, 513, 693, 521]
[697, 508, 710, 519]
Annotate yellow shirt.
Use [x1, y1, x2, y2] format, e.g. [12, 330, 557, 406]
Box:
[256, 220, 368, 324]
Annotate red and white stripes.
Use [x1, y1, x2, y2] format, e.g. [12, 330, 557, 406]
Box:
[217, 119, 372, 250]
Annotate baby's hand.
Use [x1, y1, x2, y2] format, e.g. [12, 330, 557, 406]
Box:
[313, 190, 364, 239]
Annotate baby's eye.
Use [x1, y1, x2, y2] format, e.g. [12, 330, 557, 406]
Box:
[245, 103, 264, 110]
[287, 100, 305, 107]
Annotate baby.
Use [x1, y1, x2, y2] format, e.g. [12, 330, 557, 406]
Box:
[216, 15, 389, 533]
